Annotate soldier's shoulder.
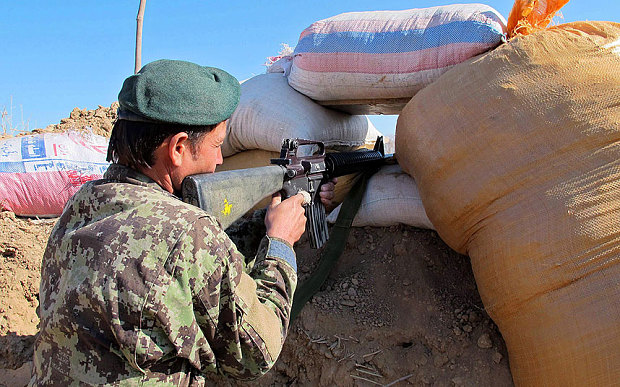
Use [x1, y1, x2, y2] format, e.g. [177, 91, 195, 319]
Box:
[153, 191, 220, 226]
[62, 179, 221, 231]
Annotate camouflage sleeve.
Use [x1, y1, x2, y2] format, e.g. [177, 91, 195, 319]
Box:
[180, 216, 297, 380]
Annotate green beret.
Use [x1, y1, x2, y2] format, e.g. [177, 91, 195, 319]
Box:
[117, 59, 240, 126]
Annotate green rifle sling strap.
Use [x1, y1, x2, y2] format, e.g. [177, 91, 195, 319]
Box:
[291, 170, 374, 321]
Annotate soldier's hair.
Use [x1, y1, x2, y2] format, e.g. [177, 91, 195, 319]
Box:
[106, 119, 217, 170]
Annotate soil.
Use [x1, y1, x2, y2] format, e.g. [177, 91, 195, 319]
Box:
[0, 107, 514, 386]
[0, 213, 56, 385]
[0, 103, 117, 142]
[216, 219, 513, 387]
[35, 103, 118, 137]
[0, 212, 513, 387]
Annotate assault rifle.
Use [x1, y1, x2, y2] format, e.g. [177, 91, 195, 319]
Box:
[182, 136, 390, 248]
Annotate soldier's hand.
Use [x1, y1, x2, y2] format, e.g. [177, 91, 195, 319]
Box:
[319, 177, 338, 208]
[265, 192, 307, 246]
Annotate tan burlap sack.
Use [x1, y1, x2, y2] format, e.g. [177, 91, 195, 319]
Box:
[396, 21, 620, 386]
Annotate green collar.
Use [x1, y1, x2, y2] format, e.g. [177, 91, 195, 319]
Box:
[103, 164, 170, 194]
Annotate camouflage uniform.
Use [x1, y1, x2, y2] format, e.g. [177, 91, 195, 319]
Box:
[31, 164, 298, 386]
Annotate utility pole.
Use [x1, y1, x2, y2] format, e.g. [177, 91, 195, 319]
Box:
[135, 0, 147, 74]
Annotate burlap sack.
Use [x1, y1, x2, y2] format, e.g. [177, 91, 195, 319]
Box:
[396, 21, 620, 386]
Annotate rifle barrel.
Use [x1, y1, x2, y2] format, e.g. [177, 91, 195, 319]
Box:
[325, 150, 385, 177]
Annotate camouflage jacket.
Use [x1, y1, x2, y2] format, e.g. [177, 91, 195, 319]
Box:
[31, 164, 298, 386]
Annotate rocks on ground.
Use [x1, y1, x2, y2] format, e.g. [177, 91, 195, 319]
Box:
[33, 102, 118, 138]
[213, 219, 514, 387]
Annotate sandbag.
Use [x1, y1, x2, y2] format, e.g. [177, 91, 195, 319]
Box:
[223, 73, 375, 157]
[0, 131, 110, 217]
[216, 149, 280, 173]
[287, 4, 506, 101]
[327, 164, 433, 229]
[396, 21, 620, 386]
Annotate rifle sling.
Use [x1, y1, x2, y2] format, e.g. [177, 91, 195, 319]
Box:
[291, 169, 374, 321]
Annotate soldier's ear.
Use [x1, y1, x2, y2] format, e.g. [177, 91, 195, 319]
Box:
[168, 132, 190, 167]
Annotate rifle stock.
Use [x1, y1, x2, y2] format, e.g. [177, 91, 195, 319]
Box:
[182, 165, 286, 229]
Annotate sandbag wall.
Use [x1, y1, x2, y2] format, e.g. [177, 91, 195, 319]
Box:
[255, 3, 508, 226]
[326, 164, 434, 230]
[223, 73, 379, 157]
[396, 21, 620, 386]
[218, 72, 381, 211]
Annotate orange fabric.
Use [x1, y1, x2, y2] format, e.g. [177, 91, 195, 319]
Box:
[507, 0, 571, 37]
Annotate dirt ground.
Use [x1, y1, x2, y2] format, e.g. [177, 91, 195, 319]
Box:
[0, 212, 56, 385]
[0, 210, 513, 386]
[0, 106, 513, 386]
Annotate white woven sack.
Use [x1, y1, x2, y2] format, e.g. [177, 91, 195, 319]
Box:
[327, 164, 434, 229]
[223, 73, 376, 157]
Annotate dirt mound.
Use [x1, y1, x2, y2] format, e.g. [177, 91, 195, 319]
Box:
[33, 102, 118, 138]
[217, 221, 513, 386]
[0, 212, 55, 371]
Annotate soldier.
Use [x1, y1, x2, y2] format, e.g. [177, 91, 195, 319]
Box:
[31, 59, 336, 385]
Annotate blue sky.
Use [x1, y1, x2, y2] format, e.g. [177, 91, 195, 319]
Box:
[1, 1, 617, 137]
